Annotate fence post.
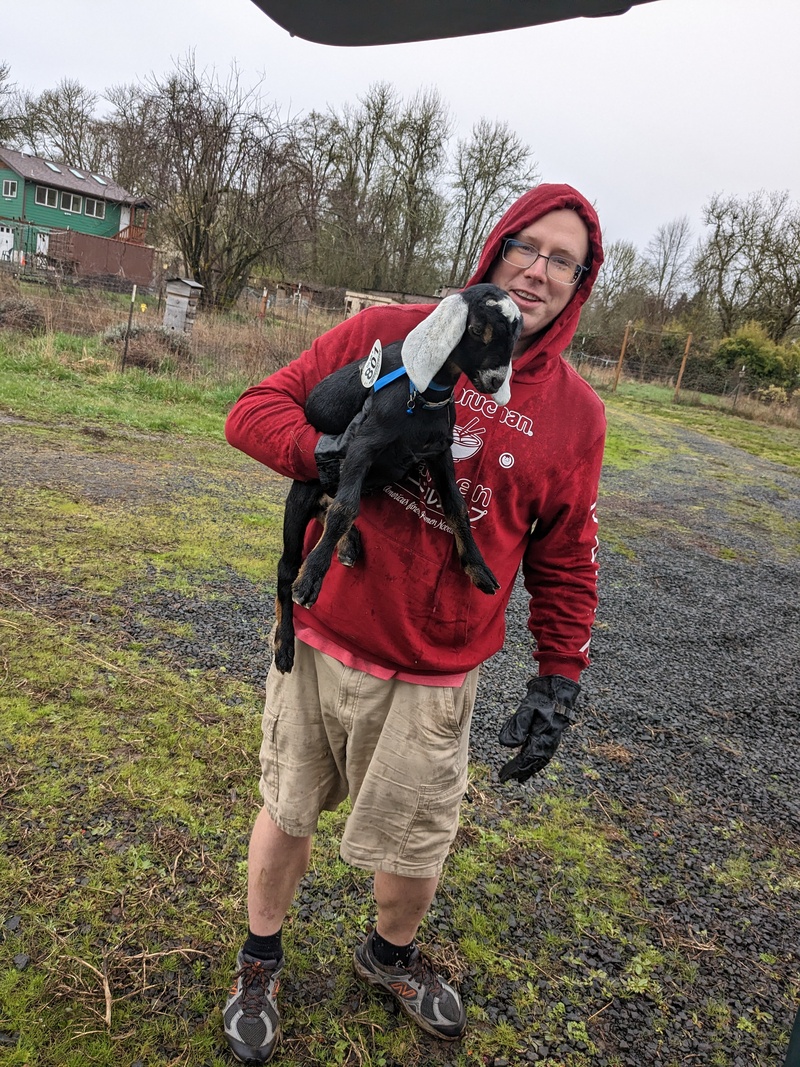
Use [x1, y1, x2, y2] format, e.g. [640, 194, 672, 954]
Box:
[732, 365, 746, 409]
[612, 321, 632, 393]
[120, 283, 137, 372]
[672, 332, 693, 402]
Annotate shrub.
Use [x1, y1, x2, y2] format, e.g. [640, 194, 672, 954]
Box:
[755, 384, 789, 406]
[715, 323, 783, 385]
[775, 344, 800, 396]
[0, 295, 46, 333]
[101, 322, 191, 372]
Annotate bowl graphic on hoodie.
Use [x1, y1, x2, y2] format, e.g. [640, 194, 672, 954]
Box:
[451, 417, 486, 461]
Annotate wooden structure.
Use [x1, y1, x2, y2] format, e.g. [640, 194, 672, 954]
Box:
[344, 288, 440, 318]
[46, 229, 155, 288]
[163, 278, 204, 334]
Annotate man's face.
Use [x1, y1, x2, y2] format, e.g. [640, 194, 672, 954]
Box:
[488, 208, 590, 354]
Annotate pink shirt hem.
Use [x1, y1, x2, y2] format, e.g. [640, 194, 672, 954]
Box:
[294, 620, 467, 688]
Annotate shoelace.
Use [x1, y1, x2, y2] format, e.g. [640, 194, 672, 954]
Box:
[237, 961, 272, 1015]
[406, 952, 443, 996]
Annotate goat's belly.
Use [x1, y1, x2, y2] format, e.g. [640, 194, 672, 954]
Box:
[361, 442, 445, 493]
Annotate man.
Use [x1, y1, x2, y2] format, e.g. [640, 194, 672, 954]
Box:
[223, 183, 605, 1063]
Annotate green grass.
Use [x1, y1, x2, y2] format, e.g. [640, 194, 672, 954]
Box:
[0, 330, 246, 437]
[601, 408, 671, 471]
[604, 386, 800, 470]
[1, 332, 798, 1065]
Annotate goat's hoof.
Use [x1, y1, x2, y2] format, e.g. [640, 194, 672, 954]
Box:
[292, 577, 321, 609]
[469, 564, 500, 595]
[274, 642, 295, 674]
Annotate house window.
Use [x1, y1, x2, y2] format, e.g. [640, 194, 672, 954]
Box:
[61, 192, 83, 214]
[35, 185, 58, 208]
[2, 180, 17, 198]
[84, 198, 106, 220]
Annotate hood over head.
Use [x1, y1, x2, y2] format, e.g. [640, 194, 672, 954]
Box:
[465, 183, 604, 375]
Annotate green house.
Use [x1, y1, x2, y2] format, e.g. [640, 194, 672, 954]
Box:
[0, 145, 154, 285]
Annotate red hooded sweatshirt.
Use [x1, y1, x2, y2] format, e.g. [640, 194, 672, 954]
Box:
[225, 184, 605, 682]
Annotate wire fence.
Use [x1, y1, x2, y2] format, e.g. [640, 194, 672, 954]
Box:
[1, 266, 348, 383]
[2, 269, 798, 423]
[569, 323, 798, 413]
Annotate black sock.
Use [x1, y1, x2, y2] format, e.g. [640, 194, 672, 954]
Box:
[243, 927, 283, 963]
[371, 930, 415, 967]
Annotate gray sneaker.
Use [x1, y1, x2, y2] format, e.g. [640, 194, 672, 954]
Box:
[223, 951, 283, 1064]
[353, 932, 466, 1040]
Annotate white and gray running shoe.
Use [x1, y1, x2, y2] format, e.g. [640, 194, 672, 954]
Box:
[353, 932, 466, 1040]
[223, 951, 283, 1064]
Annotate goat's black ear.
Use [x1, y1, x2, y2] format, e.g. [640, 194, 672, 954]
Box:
[401, 294, 469, 391]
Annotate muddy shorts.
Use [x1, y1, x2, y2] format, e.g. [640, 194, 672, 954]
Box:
[258, 639, 479, 879]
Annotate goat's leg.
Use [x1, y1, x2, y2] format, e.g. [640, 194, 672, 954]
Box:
[292, 449, 371, 608]
[275, 481, 326, 672]
[426, 452, 500, 595]
[336, 526, 362, 568]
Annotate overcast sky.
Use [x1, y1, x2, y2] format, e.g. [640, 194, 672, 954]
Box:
[5, 0, 799, 252]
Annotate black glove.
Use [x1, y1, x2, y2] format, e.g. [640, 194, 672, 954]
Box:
[498, 675, 580, 783]
[313, 395, 372, 494]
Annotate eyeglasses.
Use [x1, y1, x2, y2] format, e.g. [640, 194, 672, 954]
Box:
[501, 238, 588, 286]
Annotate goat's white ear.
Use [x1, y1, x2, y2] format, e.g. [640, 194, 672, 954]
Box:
[401, 294, 468, 391]
[491, 363, 513, 407]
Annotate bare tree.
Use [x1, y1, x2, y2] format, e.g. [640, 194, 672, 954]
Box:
[303, 83, 451, 293]
[748, 196, 800, 343]
[642, 215, 693, 324]
[286, 109, 341, 279]
[310, 83, 399, 289]
[693, 192, 761, 337]
[142, 57, 298, 308]
[381, 87, 450, 293]
[0, 62, 19, 143]
[444, 118, 539, 287]
[693, 190, 800, 342]
[586, 239, 646, 332]
[102, 82, 173, 200]
[13, 78, 107, 170]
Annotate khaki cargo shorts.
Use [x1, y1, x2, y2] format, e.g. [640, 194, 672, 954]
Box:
[258, 639, 479, 879]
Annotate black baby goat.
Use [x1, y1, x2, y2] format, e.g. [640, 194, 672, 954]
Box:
[273, 282, 523, 673]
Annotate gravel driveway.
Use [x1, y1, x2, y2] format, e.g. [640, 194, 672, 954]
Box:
[3, 411, 798, 1065]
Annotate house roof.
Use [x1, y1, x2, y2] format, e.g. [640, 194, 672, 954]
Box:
[166, 277, 204, 290]
[0, 146, 149, 206]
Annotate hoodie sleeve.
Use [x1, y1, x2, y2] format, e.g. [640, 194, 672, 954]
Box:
[522, 425, 605, 682]
[225, 308, 399, 481]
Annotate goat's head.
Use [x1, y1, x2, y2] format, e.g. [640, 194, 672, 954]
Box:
[401, 284, 522, 406]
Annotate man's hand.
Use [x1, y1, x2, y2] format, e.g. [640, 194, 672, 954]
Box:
[498, 675, 580, 783]
[314, 396, 373, 494]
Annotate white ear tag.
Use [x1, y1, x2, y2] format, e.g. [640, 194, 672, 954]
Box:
[360, 340, 383, 388]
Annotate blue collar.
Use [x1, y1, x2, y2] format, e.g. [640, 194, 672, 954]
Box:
[372, 366, 451, 393]
[372, 365, 409, 392]
[372, 365, 453, 414]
